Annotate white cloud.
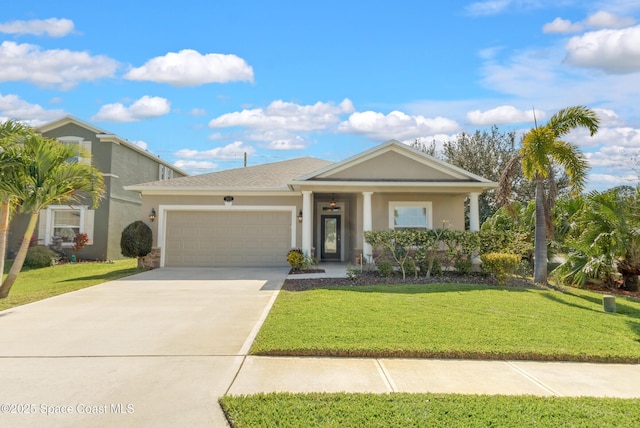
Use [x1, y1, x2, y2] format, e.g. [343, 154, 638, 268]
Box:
[465, 0, 511, 16]
[189, 108, 207, 116]
[173, 160, 219, 172]
[543, 18, 583, 34]
[466, 105, 545, 125]
[564, 25, 640, 74]
[266, 135, 309, 150]
[338, 110, 460, 140]
[585, 11, 636, 29]
[209, 98, 354, 131]
[125, 49, 254, 86]
[92, 96, 171, 122]
[174, 141, 255, 160]
[0, 93, 65, 126]
[573, 126, 640, 148]
[588, 173, 638, 190]
[592, 108, 625, 126]
[0, 41, 117, 90]
[543, 11, 635, 34]
[132, 140, 148, 150]
[0, 18, 74, 37]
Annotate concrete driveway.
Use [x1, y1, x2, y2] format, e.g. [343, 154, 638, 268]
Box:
[0, 267, 287, 428]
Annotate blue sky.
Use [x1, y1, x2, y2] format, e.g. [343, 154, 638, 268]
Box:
[1, 0, 639, 190]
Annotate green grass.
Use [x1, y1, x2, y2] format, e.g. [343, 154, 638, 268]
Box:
[220, 393, 640, 428]
[0, 259, 143, 311]
[251, 283, 640, 362]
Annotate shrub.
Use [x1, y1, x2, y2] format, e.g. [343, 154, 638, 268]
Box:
[377, 260, 394, 277]
[481, 253, 520, 286]
[73, 232, 89, 253]
[120, 221, 153, 259]
[454, 257, 473, 275]
[345, 263, 361, 281]
[402, 258, 417, 277]
[287, 248, 305, 270]
[24, 246, 57, 268]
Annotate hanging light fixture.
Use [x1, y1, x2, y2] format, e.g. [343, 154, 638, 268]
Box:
[329, 193, 336, 208]
[149, 208, 157, 222]
[297, 210, 303, 223]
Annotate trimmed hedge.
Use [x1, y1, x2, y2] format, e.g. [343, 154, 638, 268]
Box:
[24, 246, 57, 268]
[481, 252, 520, 286]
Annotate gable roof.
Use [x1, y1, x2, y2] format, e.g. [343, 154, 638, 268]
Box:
[126, 157, 333, 192]
[36, 115, 188, 176]
[294, 140, 493, 183]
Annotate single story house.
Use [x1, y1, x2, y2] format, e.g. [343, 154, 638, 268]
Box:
[126, 140, 497, 268]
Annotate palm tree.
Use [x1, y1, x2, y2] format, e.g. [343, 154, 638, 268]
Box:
[498, 106, 599, 284]
[0, 134, 105, 298]
[0, 120, 35, 280]
[557, 187, 640, 291]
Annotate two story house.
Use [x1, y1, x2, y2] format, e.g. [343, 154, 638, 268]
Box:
[7, 116, 187, 261]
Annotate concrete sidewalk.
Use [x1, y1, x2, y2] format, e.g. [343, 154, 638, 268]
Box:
[228, 356, 640, 398]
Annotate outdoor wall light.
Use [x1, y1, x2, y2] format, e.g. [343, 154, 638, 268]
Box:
[297, 210, 303, 223]
[329, 193, 336, 208]
[149, 208, 156, 222]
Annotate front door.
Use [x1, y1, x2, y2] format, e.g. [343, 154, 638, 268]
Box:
[321, 215, 341, 261]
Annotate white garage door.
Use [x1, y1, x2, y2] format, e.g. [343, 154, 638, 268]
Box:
[164, 210, 292, 267]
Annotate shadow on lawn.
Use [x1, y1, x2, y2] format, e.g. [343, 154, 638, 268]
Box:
[541, 289, 640, 317]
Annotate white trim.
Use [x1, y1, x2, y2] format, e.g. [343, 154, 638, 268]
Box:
[388, 201, 433, 230]
[43, 205, 88, 246]
[157, 204, 297, 268]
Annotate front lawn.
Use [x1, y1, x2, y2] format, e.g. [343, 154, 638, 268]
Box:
[0, 259, 143, 311]
[220, 393, 640, 428]
[251, 283, 640, 362]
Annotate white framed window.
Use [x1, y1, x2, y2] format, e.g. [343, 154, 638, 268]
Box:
[159, 164, 174, 180]
[57, 136, 91, 165]
[40, 205, 94, 247]
[389, 201, 432, 230]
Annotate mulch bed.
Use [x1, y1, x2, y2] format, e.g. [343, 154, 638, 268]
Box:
[283, 271, 534, 292]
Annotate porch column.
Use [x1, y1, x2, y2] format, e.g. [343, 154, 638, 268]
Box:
[362, 192, 373, 262]
[469, 192, 480, 231]
[301, 191, 312, 256]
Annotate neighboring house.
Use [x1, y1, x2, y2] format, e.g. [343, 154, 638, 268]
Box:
[126, 140, 497, 268]
[7, 116, 187, 261]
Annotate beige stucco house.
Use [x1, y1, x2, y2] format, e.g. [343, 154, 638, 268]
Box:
[126, 140, 497, 268]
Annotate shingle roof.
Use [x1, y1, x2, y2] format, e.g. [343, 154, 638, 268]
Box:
[133, 157, 333, 190]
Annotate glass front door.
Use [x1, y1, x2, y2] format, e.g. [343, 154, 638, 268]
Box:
[321, 215, 341, 261]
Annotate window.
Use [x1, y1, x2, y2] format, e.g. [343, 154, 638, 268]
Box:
[57, 136, 91, 165]
[52, 209, 81, 244]
[389, 201, 432, 230]
[159, 164, 174, 180]
[40, 206, 93, 247]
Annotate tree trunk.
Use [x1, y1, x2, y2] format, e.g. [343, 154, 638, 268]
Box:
[0, 212, 38, 298]
[0, 197, 9, 281]
[533, 179, 548, 284]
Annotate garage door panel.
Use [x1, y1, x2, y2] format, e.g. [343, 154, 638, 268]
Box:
[165, 210, 292, 267]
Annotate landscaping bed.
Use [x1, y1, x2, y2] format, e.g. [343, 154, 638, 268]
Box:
[283, 270, 534, 290]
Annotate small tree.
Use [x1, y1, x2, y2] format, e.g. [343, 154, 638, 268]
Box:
[121, 221, 152, 267]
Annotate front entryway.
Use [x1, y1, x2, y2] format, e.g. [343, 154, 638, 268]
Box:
[321, 215, 341, 261]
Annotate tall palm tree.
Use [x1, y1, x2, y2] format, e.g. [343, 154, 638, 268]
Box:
[0, 134, 105, 298]
[0, 120, 35, 280]
[498, 106, 599, 284]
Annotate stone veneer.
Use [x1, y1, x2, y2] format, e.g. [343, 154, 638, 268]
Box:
[139, 247, 161, 269]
